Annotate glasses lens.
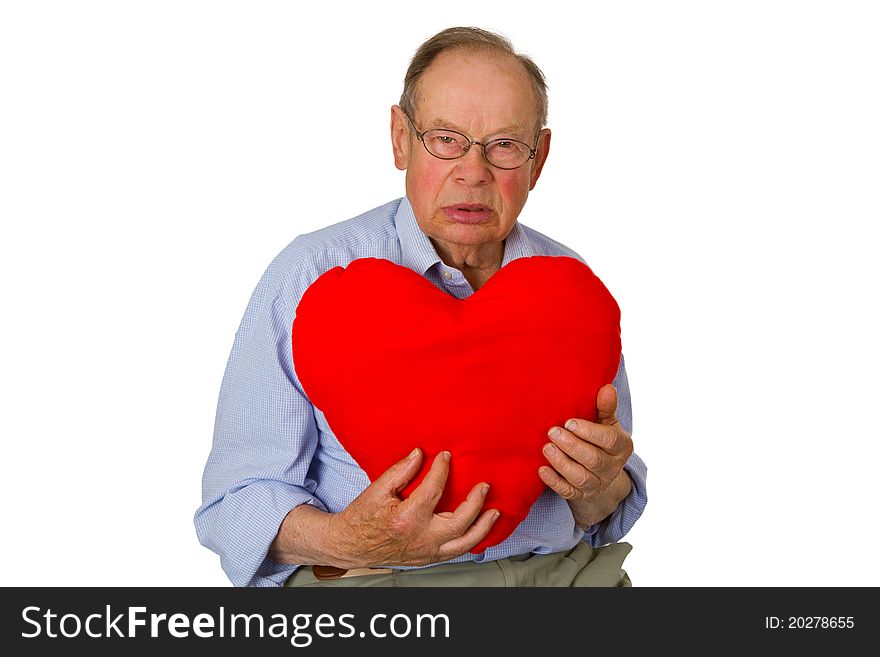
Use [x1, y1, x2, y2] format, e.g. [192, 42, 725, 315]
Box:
[422, 130, 468, 159]
[485, 139, 532, 169]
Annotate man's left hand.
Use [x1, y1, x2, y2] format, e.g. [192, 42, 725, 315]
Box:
[539, 383, 634, 528]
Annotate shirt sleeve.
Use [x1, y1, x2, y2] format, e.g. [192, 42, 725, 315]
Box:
[581, 352, 648, 546]
[194, 255, 325, 587]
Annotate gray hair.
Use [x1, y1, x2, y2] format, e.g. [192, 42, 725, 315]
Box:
[399, 27, 549, 134]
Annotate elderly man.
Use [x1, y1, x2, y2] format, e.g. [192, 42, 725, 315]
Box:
[195, 26, 647, 587]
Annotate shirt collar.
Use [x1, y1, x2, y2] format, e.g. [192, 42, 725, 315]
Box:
[500, 217, 536, 265]
[394, 196, 536, 276]
[395, 196, 442, 276]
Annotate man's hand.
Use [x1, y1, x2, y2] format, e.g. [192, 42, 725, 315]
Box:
[330, 448, 499, 568]
[268, 448, 499, 569]
[539, 383, 633, 529]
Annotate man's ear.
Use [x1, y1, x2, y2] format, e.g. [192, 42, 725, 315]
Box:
[391, 105, 411, 171]
[528, 128, 551, 191]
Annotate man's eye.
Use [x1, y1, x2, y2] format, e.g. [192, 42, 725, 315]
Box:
[495, 140, 515, 149]
[437, 135, 457, 144]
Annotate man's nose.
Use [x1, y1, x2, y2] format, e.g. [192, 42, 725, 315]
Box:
[453, 143, 492, 184]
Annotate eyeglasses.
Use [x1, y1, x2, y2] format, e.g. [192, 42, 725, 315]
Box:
[404, 113, 538, 170]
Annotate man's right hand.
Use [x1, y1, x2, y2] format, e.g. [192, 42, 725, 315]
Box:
[267, 448, 499, 569]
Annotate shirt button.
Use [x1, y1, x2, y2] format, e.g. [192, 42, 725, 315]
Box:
[442, 270, 453, 280]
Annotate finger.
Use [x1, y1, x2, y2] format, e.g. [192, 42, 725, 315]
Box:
[538, 464, 584, 500]
[560, 418, 631, 456]
[595, 383, 620, 426]
[446, 481, 490, 529]
[374, 447, 424, 496]
[548, 426, 612, 474]
[437, 509, 500, 559]
[542, 439, 605, 492]
[405, 450, 451, 513]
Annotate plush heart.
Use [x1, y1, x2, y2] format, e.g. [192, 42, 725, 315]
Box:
[291, 256, 621, 553]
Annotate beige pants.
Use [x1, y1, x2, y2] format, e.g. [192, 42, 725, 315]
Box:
[285, 541, 633, 587]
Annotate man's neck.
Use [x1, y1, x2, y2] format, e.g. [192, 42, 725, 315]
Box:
[431, 239, 504, 291]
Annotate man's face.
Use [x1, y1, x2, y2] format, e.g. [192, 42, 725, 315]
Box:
[391, 50, 551, 254]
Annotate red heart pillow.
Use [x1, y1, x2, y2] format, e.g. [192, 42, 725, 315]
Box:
[291, 256, 621, 553]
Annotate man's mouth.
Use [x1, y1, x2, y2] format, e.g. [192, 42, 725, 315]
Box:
[443, 205, 493, 223]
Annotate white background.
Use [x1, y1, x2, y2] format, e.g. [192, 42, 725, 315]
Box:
[2, 1, 878, 587]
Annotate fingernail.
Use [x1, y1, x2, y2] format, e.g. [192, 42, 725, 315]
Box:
[481, 483, 490, 495]
[543, 444, 556, 457]
[491, 511, 500, 523]
[548, 427, 561, 438]
[565, 419, 578, 431]
[441, 450, 451, 461]
[409, 448, 419, 460]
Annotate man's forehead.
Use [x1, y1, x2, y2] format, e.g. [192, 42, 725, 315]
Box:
[415, 50, 539, 135]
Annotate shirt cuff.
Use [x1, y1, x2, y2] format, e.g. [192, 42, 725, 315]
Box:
[195, 479, 328, 587]
[580, 451, 648, 546]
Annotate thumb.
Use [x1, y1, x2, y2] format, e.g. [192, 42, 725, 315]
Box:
[596, 384, 619, 426]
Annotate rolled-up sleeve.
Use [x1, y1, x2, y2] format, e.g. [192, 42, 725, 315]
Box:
[194, 253, 325, 587]
[581, 352, 648, 546]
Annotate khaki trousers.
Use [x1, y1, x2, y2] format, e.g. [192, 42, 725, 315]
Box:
[284, 541, 632, 587]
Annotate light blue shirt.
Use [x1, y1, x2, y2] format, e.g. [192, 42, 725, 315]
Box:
[195, 196, 648, 587]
